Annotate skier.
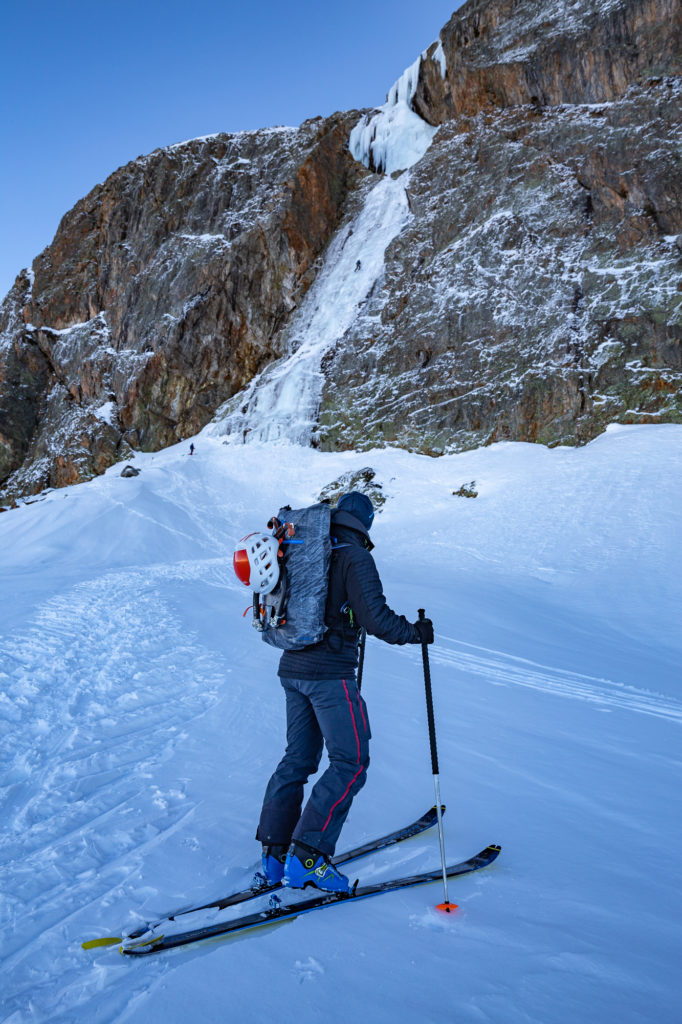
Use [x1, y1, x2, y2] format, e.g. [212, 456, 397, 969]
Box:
[189, 443, 195, 456]
[256, 491, 434, 893]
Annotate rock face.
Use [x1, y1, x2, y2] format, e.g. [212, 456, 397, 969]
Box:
[1, 0, 680, 501]
[414, 0, 680, 120]
[317, 0, 681, 453]
[318, 79, 681, 453]
[0, 114, 361, 498]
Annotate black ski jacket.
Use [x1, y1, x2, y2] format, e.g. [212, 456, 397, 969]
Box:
[278, 509, 420, 680]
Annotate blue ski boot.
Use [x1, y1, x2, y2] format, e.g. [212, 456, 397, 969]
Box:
[283, 841, 350, 893]
[253, 844, 287, 888]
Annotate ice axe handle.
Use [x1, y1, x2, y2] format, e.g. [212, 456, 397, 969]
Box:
[418, 608, 440, 776]
[357, 627, 367, 693]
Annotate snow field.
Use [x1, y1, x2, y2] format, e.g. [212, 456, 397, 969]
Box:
[0, 424, 680, 1023]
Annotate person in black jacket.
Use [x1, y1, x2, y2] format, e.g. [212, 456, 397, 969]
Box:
[256, 491, 434, 893]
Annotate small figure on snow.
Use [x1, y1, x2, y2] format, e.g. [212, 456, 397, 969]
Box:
[255, 491, 433, 893]
[354, 259, 362, 272]
[189, 443, 195, 456]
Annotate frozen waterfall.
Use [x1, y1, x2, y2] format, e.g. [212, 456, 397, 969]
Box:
[209, 42, 444, 449]
[209, 176, 409, 446]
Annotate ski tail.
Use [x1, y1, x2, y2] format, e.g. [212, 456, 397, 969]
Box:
[333, 804, 444, 866]
[81, 936, 123, 950]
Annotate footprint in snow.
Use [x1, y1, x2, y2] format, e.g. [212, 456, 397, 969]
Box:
[293, 956, 325, 983]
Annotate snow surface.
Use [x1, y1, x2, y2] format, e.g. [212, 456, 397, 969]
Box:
[36, 313, 107, 337]
[1, 423, 681, 1022]
[210, 176, 409, 445]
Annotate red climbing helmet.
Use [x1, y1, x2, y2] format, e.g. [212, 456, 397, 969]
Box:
[233, 533, 281, 594]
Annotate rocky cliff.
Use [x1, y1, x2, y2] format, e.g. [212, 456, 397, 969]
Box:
[415, 0, 680, 119]
[319, 0, 681, 452]
[319, 79, 681, 453]
[0, 115, 361, 498]
[1, 0, 680, 502]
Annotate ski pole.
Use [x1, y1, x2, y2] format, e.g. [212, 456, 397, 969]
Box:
[357, 627, 367, 693]
[418, 608, 457, 913]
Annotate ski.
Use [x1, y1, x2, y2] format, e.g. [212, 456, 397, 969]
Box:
[82, 805, 444, 950]
[122, 844, 501, 956]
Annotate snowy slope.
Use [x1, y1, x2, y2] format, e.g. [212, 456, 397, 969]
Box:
[1, 424, 681, 1023]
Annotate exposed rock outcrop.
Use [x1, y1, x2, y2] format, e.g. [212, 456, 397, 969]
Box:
[317, 467, 386, 510]
[414, 0, 681, 121]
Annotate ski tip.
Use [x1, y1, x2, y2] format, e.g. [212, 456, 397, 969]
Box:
[436, 902, 459, 914]
[82, 936, 122, 950]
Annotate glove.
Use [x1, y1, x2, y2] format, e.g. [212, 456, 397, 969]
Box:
[413, 617, 434, 645]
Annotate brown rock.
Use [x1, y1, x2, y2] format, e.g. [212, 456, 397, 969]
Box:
[0, 113, 361, 499]
[413, 0, 681, 123]
[1, 0, 681, 500]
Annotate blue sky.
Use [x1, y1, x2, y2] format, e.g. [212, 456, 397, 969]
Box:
[0, 0, 463, 301]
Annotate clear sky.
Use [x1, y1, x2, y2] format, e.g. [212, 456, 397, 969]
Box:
[0, 0, 464, 301]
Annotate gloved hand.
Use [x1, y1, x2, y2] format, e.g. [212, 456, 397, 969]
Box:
[413, 617, 434, 645]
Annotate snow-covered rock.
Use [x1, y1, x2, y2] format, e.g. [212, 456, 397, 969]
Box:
[319, 80, 682, 453]
[0, 114, 361, 498]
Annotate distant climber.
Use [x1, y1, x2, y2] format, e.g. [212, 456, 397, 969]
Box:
[189, 443, 195, 456]
[355, 260, 362, 272]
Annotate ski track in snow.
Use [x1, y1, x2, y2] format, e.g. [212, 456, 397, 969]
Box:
[425, 635, 682, 723]
[0, 560, 234, 1020]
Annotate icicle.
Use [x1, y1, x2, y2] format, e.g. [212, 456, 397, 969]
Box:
[348, 52, 437, 176]
[432, 40, 447, 78]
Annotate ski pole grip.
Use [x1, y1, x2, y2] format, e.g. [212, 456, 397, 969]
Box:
[418, 609, 440, 776]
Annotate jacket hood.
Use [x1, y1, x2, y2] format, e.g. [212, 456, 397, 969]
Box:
[331, 509, 374, 550]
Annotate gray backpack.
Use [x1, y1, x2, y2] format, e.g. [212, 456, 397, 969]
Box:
[253, 503, 332, 651]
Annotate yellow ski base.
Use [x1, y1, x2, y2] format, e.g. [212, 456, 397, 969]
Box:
[82, 932, 166, 952]
[82, 936, 122, 950]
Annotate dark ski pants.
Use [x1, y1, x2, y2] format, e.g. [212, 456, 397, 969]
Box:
[257, 677, 370, 857]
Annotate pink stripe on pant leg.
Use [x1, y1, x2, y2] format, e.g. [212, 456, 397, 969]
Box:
[321, 680, 364, 834]
[321, 765, 365, 833]
[342, 679, 361, 763]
